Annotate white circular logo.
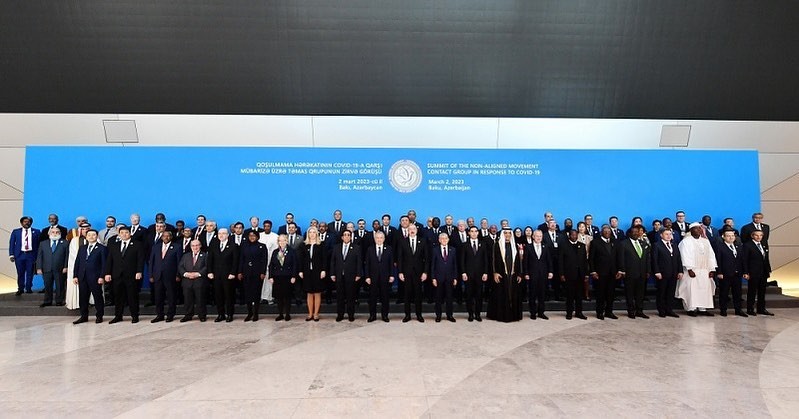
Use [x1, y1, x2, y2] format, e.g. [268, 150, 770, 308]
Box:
[389, 159, 422, 193]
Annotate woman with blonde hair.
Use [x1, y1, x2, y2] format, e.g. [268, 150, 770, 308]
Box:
[300, 227, 327, 321]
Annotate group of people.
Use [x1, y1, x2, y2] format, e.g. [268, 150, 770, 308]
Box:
[8, 209, 774, 325]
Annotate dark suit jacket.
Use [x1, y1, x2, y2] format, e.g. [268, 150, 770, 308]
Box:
[206, 239, 240, 279]
[128, 225, 147, 242]
[241, 242, 268, 276]
[330, 242, 362, 279]
[329, 220, 348, 240]
[615, 238, 650, 278]
[178, 251, 208, 279]
[352, 229, 370, 251]
[524, 243, 552, 279]
[73, 243, 107, 282]
[741, 222, 770, 245]
[105, 240, 145, 279]
[589, 238, 615, 276]
[396, 235, 429, 277]
[149, 240, 182, 281]
[460, 239, 490, 278]
[651, 240, 682, 280]
[243, 227, 264, 238]
[36, 238, 68, 272]
[431, 245, 458, 281]
[277, 224, 302, 236]
[559, 241, 588, 280]
[267, 246, 297, 277]
[450, 230, 469, 249]
[715, 242, 742, 279]
[301, 243, 328, 274]
[364, 244, 393, 282]
[10, 227, 41, 258]
[37, 225, 65, 242]
[741, 241, 771, 279]
[609, 227, 626, 241]
[199, 231, 218, 251]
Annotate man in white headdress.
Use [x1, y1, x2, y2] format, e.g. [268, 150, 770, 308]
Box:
[676, 222, 717, 316]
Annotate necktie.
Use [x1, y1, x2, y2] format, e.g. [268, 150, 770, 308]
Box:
[384, 226, 388, 234]
[104, 229, 110, 241]
[634, 240, 642, 258]
[461, 232, 466, 242]
[535, 244, 541, 258]
[756, 242, 764, 256]
[87, 245, 93, 259]
[403, 229, 407, 238]
[290, 235, 294, 247]
[411, 239, 416, 254]
[343, 244, 348, 259]
[729, 244, 736, 257]
[23, 229, 30, 251]
[162, 244, 168, 259]
[193, 253, 198, 265]
[443, 246, 448, 261]
[184, 239, 189, 249]
[756, 224, 761, 230]
[666, 242, 672, 253]
[131, 225, 137, 235]
[155, 233, 161, 244]
[472, 241, 478, 255]
[220, 242, 225, 252]
[121, 241, 128, 256]
[336, 221, 340, 231]
[377, 246, 382, 261]
[51, 240, 57, 253]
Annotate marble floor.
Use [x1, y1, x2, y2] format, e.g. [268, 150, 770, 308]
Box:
[1, 309, 799, 418]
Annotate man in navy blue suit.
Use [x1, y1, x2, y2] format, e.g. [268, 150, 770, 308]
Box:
[431, 232, 458, 322]
[9, 216, 40, 295]
[716, 229, 746, 317]
[72, 229, 107, 324]
[651, 229, 682, 318]
[149, 231, 183, 323]
[36, 227, 68, 306]
[364, 231, 394, 322]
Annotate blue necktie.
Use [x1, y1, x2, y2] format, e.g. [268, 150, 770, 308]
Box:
[51, 240, 57, 253]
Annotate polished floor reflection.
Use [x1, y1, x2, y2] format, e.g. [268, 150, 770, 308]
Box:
[1, 309, 798, 418]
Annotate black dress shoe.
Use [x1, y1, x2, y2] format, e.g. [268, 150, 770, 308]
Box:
[636, 312, 649, 319]
[605, 313, 618, 320]
[55, 302, 66, 306]
[226, 316, 234, 322]
[382, 317, 390, 323]
[73, 317, 88, 325]
[25, 290, 33, 294]
[165, 317, 174, 323]
[658, 313, 666, 318]
[757, 310, 775, 316]
[538, 314, 548, 320]
[565, 313, 573, 320]
[402, 315, 411, 323]
[285, 315, 291, 321]
[274, 314, 284, 321]
[40, 303, 52, 308]
[735, 310, 749, 317]
[687, 311, 698, 317]
[666, 312, 680, 318]
[199, 316, 207, 322]
[529, 313, 536, 320]
[179, 316, 192, 323]
[95, 317, 103, 324]
[335, 315, 344, 322]
[575, 313, 587, 320]
[597, 313, 605, 320]
[720, 311, 728, 317]
[15, 290, 22, 296]
[367, 316, 376, 323]
[698, 311, 714, 317]
[747, 310, 757, 316]
[131, 317, 139, 324]
[435, 316, 442, 323]
[447, 316, 456, 323]
[348, 315, 355, 322]
[38, 290, 45, 294]
[417, 315, 425, 323]
[215, 315, 225, 323]
[151, 316, 164, 323]
[109, 317, 123, 324]
[627, 313, 636, 319]
[468, 314, 474, 322]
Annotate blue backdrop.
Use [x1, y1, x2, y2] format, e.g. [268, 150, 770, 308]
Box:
[25, 145, 759, 236]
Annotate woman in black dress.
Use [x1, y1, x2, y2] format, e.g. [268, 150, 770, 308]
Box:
[238, 231, 268, 322]
[269, 234, 299, 321]
[300, 227, 328, 321]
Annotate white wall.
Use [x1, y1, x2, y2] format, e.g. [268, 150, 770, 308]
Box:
[2, 114, 798, 288]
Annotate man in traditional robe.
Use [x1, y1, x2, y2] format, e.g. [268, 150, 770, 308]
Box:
[487, 228, 523, 322]
[676, 223, 717, 316]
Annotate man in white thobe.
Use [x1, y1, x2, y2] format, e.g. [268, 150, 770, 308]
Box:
[676, 223, 717, 316]
[260, 221, 279, 303]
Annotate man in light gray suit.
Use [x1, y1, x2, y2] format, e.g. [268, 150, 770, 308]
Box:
[37, 227, 69, 307]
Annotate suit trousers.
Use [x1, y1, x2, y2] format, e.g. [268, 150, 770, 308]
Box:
[655, 276, 678, 315]
[527, 275, 547, 315]
[594, 274, 616, 315]
[564, 276, 583, 315]
[434, 278, 455, 318]
[624, 275, 647, 314]
[154, 276, 178, 318]
[368, 278, 391, 318]
[746, 275, 767, 312]
[79, 276, 104, 318]
[403, 276, 424, 316]
[336, 276, 357, 317]
[718, 277, 743, 312]
[113, 276, 140, 318]
[42, 271, 65, 304]
[15, 252, 35, 292]
[182, 277, 207, 318]
[465, 274, 485, 315]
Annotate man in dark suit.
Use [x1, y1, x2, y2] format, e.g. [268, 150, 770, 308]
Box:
[36, 227, 68, 307]
[536, 211, 557, 233]
[243, 216, 264, 238]
[431, 232, 458, 322]
[104, 226, 145, 323]
[524, 229, 552, 320]
[329, 209, 347, 242]
[364, 231, 393, 322]
[149, 230, 182, 323]
[191, 214, 207, 241]
[651, 229, 682, 318]
[740, 212, 770, 246]
[285, 222, 304, 250]
[178, 239, 209, 322]
[647, 220, 663, 245]
[541, 220, 564, 301]
[397, 224, 429, 322]
[461, 226, 490, 322]
[72, 229, 107, 324]
[716, 229, 746, 317]
[147, 213, 175, 237]
[408, 210, 425, 231]
[616, 225, 651, 319]
[330, 230, 362, 322]
[559, 230, 589, 320]
[128, 214, 147, 243]
[671, 211, 690, 240]
[608, 216, 626, 241]
[207, 228, 240, 322]
[352, 219, 370, 251]
[583, 214, 600, 238]
[39, 213, 68, 242]
[380, 214, 397, 246]
[742, 230, 773, 316]
[198, 220, 218, 251]
[277, 212, 302, 236]
[9, 216, 40, 295]
[589, 226, 617, 319]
